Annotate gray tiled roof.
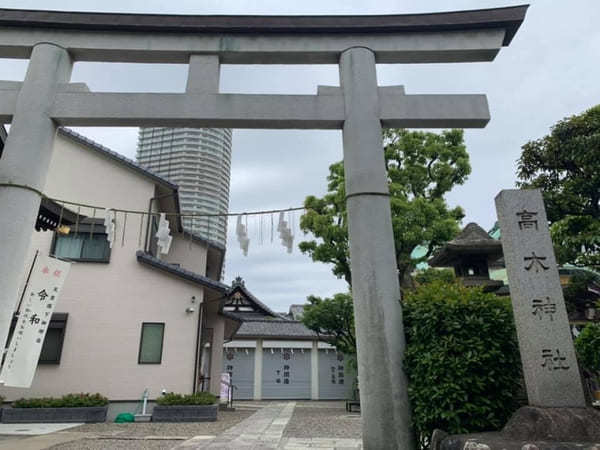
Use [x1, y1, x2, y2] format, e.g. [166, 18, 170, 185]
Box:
[235, 319, 318, 339]
[136, 251, 229, 293]
[223, 312, 273, 321]
[429, 222, 503, 267]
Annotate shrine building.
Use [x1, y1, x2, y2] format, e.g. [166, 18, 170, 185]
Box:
[220, 277, 355, 401]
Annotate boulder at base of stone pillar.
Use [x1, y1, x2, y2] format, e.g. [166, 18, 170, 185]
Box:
[434, 406, 600, 450]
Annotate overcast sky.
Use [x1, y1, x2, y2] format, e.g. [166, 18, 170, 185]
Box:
[0, 0, 598, 312]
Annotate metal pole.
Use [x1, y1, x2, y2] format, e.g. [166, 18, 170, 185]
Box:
[339, 47, 414, 450]
[0, 43, 72, 356]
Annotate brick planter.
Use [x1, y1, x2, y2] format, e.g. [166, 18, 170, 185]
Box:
[1, 406, 107, 423]
[151, 404, 217, 422]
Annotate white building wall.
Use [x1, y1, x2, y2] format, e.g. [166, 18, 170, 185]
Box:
[0, 132, 215, 401]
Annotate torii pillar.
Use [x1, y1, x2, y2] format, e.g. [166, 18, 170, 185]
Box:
[340, 47, 413, 447]
[0, 7, 528, 449]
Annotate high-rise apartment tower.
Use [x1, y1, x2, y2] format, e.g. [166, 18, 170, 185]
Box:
[136, 128, 232, 247]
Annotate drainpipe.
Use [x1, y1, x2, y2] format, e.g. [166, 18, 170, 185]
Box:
[193, 299, 205, 393]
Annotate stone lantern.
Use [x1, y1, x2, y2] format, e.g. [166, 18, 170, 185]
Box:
[429, 222, 504, 292]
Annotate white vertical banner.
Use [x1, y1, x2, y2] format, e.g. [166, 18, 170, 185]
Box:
[0, 254, 71, 388]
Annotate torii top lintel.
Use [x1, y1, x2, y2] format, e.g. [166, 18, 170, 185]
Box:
[0, 5, 528, 64]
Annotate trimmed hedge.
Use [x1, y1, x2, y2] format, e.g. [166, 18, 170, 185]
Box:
[156, 392, 216, 406]
[403, 281, 522, 449]
[575, 323, 600, 375]
[12, 393, 108, 408]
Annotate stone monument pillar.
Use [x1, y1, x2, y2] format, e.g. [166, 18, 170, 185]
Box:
[495, 189, 585, 407]
[436, 189, 597, 450]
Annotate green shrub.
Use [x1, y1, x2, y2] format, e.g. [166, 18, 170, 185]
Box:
[155, 392, 216, 406]
[13, 393, 108, 408]
[575, 323, 600, 376]
[0, 395, 4, 405]
[403, 281, 521, 449]
[413, 268, 456, 285]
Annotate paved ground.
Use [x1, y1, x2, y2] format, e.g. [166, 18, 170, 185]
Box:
[67, 409, 255, 437]
[49, 409, 255, 450]
[177, 401, 362, 449]
[283, 404, 361, 439]
[0, 423, 83, 435]
[0, 402, 362, 449]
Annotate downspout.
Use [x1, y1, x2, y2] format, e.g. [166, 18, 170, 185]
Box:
[193, 300, 204, 393]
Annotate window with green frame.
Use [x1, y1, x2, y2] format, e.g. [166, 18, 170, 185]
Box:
[53, 227, 111, 262]
[138, 323, 165, 364]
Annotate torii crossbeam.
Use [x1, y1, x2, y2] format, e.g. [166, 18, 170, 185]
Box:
[0, 6, 527, 449]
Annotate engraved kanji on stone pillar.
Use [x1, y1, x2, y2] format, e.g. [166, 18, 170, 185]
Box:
[495, 189, 585, 407]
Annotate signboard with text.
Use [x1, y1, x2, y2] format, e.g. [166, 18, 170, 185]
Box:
[0, 254, 71, 388]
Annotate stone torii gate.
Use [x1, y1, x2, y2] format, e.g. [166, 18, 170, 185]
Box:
[0, 6, 527, 449]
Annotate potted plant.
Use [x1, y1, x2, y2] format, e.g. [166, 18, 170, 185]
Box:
[575, 322, 600, 403]
[152, 392, 217, 422]
[1, 393, 108, 423]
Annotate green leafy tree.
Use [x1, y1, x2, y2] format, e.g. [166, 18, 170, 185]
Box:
[517, 105, 600, 270]
[403, 281, 521, 449]
[301, 292, 355, 357]
[562, 271, 600, 315]
[300, 128, 470, 287]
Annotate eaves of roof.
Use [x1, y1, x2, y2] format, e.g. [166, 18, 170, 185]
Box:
[220, 310, 243, 322]
[180, 230, 226, 282]
[136, 251, 229, 294]
[182, 229, 226, 254]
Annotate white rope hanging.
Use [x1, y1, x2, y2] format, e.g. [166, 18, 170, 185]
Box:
[45, 190, 307, 255]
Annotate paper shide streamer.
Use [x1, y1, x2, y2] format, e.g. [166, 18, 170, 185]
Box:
[37, 191, 306, 257]
[155, 213, 173, 255]
[236, 215, 250, 256]
[277, 211, 294, 253]
[104, 209, 116, 248]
